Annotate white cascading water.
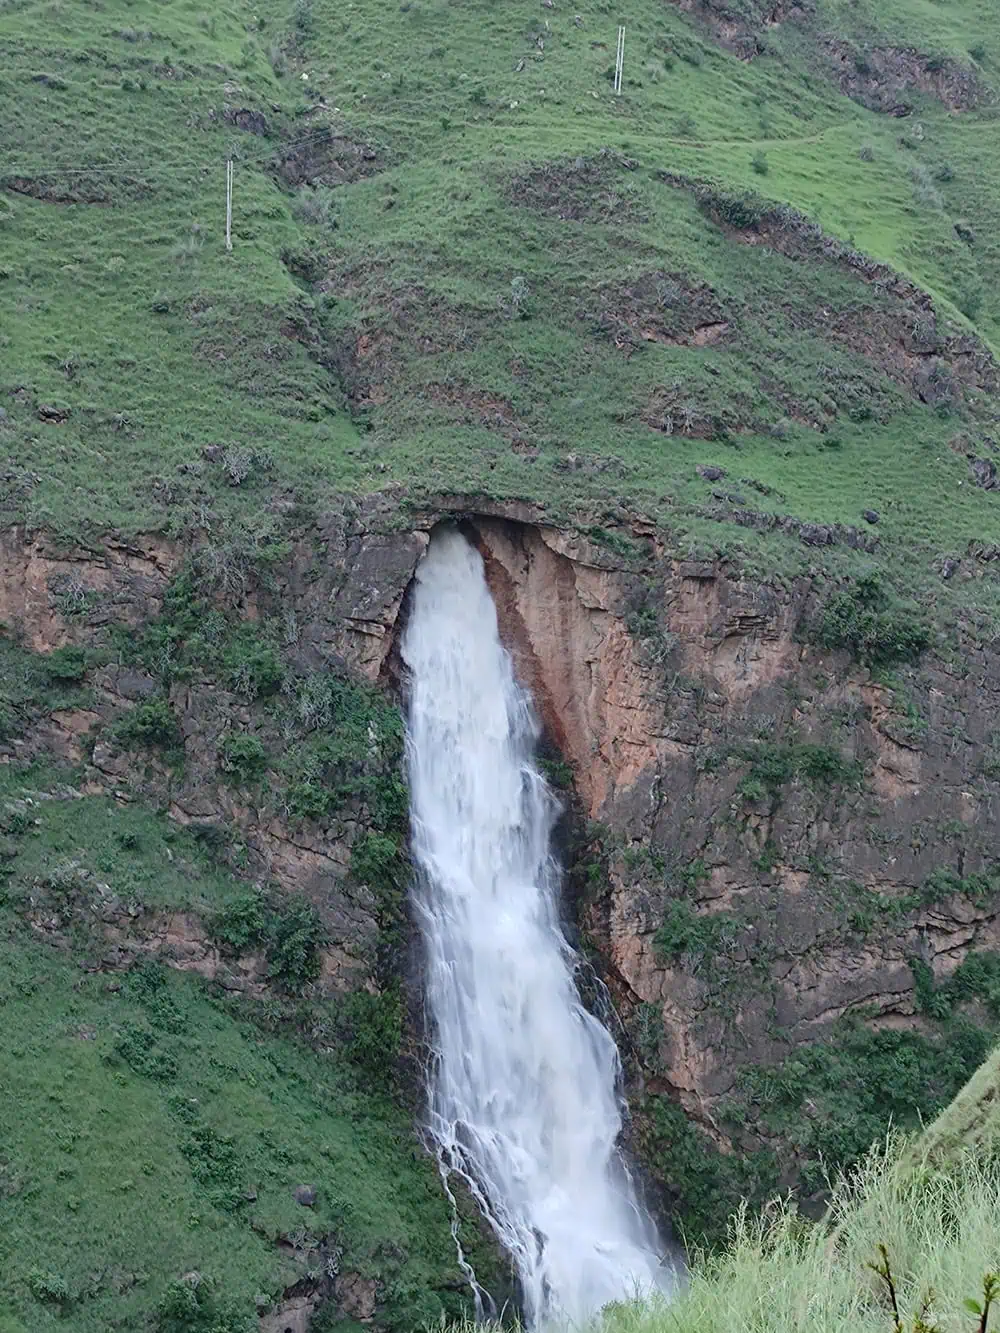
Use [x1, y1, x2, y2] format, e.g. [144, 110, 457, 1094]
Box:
[402, 527, 671, 1327]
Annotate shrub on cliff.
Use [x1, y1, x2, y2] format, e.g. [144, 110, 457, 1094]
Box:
[113, 696, 182, 749]
[210, 888, 325, 993]
[217, 732, 268, 782]
[811, 573, 929, 668]
[42, 644, 88, 683]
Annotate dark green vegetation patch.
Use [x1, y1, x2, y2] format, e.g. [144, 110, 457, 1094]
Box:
[0, 766, 492, 1332]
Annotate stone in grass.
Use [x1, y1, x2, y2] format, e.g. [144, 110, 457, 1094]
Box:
[863, 509, 880, 524]
[697, 464, 726, 481]
[970, 458, 999, 491]
[294, 1184, 317, 1207]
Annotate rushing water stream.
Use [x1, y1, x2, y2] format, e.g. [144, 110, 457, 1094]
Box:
[401, 527, 670, 1326]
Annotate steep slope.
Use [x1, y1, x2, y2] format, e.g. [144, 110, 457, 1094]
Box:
[3, 0, 1000, 598]
[4, 0, 1000, 1322]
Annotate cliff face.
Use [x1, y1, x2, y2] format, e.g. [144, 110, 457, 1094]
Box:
[469, 520, 1000, 1100]
[3, 504, 1000, 1214]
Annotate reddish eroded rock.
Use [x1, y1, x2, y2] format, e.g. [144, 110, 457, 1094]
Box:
[0, 528, 180, 651]
[823, 40, 988, 113]
[5, 501, 1000, 1142]
[453, 514, 1000, 1133]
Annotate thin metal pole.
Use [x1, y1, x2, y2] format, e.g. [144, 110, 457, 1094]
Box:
[225, 158, 233, 252]
[615, 25, 625, 94]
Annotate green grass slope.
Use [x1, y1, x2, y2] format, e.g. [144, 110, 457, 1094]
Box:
[905, 1041, 1000, 1164]
[0, 766, 491, 1332]
[604, 1135, 1000, 1333]
[2, 0, 1000, 622]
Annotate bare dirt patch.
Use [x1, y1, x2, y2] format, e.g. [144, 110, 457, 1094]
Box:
[823, 41, 989, 113]
[427, 382, 533, 446]
[585, 270, 735, 356]
[2, 171, 152, 204]
[642, 384, 751, 440]
[507, 150, 649, 224]
[661, 2, 989, 113]
[272, 123, 385, 190]
[664, 0, 811, 60]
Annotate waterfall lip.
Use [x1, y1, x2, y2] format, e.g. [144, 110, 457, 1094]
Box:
[402, 527, 676, 1328]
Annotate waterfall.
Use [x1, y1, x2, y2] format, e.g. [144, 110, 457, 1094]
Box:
[401, 527, 671, 1327]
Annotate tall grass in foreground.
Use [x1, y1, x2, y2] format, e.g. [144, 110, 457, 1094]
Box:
[606, 1135, 999, 1333]
[449, 1134, 1000, 1333]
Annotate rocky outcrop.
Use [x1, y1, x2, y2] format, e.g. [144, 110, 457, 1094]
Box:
[4, 502, 1000, 1177]
[823, 41, 988, 114]
[463, 520, 1000, 1124]
[662, 1, 991, 113]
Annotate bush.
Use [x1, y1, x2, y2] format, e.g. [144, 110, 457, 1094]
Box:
[639, 1098, 777, 1249]
[795, 744, 860, 785]
[112, 1021, 179, 1081]
[211, 890, 325, 994]
[292, 184, 337, 229]
[351, 832, 405, 892]
[218, 732, 268, 781]
[285, 778, 333, 821]
[282, 674, 407, 830]
[156, 1273, 256, 1333]
[26, 1269, 70, 1304]
[124, 962, 188, 1033]
[224, 640, 283, 699]
[114, 696, 181, 748]
[292, 0, 314, 39]
[119, 570, 219, 684]
[751, 151, 769, 176]
[337, 988, 403, 1078]
[912, 949, 1000, 1021]
[734, 1017, 992, 1194]
[43, 644, 88, 682]
[911, 164, 943, 211]
[221, 444, 274, 488]
[210, 889, 269, 956]
[732, 741, 860, 802]
[654, 900, 739, 965]
[811, 573, 930, 668]
[266, 900, 325, 991]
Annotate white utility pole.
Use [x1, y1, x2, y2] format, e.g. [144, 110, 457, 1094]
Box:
[615, 25, 625, 95]
[225, 158, 233, 252]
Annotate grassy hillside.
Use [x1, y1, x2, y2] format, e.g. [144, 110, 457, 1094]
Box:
[605, 1051, 1000, 1333]
[3, 0, 1000, 620]
[0, 763, 496, 1331]
[4, 0, 1000, 1324]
